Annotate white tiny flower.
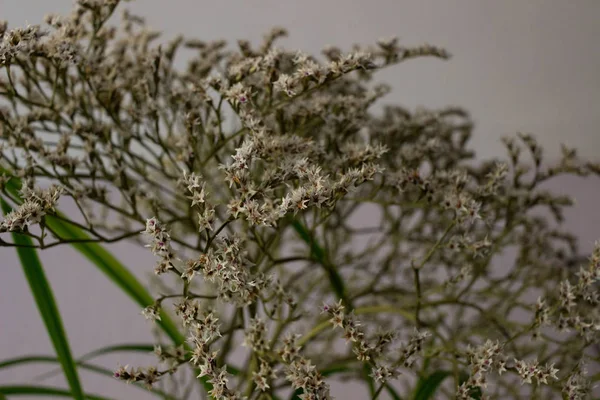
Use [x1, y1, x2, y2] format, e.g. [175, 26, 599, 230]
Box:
[273, 74, 297, 97]
[141, 305, 161, 322]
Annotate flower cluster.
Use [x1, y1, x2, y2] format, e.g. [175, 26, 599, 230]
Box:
[513, 358, 559, 385]
[181, 235, 270, 306]
[322, 300, 428, 385]
[2, 1, 600, 399]
[242, 318, 278, 392]
[252, 358, 276, 392]
[458, 340, 507, 397]
[562, 361, 591, 400]
[181, 171, 216, 232]
[113, 364, 161, 389]
[534, 240, 600, 342]
[283, 357, 331, 400]
[185, 308, 242, 399]
[397, 329, 431, 369]
[153, 344, 187, 371]
[0, 184, 62, 232]
[141, 304, 161, 322]
[142, 217, 176, 275]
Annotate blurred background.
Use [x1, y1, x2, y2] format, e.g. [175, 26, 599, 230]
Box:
[1, 0, 599, 398]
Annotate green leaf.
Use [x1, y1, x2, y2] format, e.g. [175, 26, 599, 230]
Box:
[24, 344, 155, 382]
[1, 170, 183, 346]
[412, 370, 481, 400]
[289, 388, 303, 400]
[457, 371, 482, 400]
[32, 342, 240, 382]
[0, 355, 114, 381]
[77, 343, 156, 362]
[412, 370, 452, 400]
[36, 219, 215, 391]
[0, 356, 112, 378]
[363, 363, 375, 397]
[0, 385, 110, 400]
[2, 171, 213, 394]
[3, 178, 188, 391]
[0, 355, 175, 399]
[0, 355, 71, 370]
[289, 219, 351, 308]
[46, 214, 185, 346]
[460, 376, 482, 400]
[469, 387, 483, 400]
[1, 199, 84, 400]
[385, 384, 403, 400]
[321, 364, 353, 376]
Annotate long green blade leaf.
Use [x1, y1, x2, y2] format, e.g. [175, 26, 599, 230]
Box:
[42, 214, 209, 393]
[0, 355, 175, 399]
[1, 169, 211, 394]
[31, 344, 155, 382]
[385, 384, 403, 400]
[289, 219, 351, 308]
[78, 343, 155, 362]
[363, 363, 375, 397]
[0, 356, 110, 377]
[2, 199, 84, 400]
[412, 370, 481, 400]
[413, 370, 452, 400]
[45, 214, 185, 346]
[29, 342, 240, 387]
[0, 385, 110, 400]
[0, 355, 69, 370]
[73, 342, 241, 378]
[1, 171, 183, 346]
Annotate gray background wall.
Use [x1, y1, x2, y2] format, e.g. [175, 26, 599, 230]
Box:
[1, 1, 599, 399]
